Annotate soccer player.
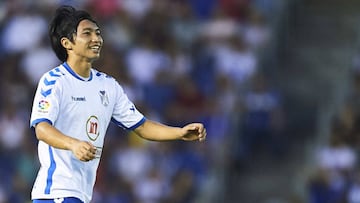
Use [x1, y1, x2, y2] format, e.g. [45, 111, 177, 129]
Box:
[30, 5, 206, 203]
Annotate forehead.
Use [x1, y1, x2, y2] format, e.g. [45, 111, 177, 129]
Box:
[77, 19, 99, 31]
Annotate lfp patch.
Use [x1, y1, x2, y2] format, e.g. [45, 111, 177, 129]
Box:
[38, 100, 50, 113]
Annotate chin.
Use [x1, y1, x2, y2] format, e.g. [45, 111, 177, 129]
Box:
[89, 56, 100, 63]
[92, 54, 101, 60]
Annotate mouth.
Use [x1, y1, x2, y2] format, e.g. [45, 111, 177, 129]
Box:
[90, 45, 102, 53]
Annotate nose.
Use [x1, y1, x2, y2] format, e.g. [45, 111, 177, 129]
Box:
[92, 33, 103, 44]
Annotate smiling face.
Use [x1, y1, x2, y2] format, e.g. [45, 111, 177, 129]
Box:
[65, 19, 103, 63]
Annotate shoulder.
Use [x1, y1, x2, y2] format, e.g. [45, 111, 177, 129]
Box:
[92, 68, 115, 80]
[92, 69, 126, 94]
[91, 68, 122, 87]
[38, 65, 66, 86]
[35, 65, 67, 97]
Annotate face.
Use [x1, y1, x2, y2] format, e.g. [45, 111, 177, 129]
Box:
[69, 19, 103, 62]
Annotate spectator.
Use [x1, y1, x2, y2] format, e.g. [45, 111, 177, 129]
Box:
[242, 9, 271, 52]
[20, 39, 60, 86]
[119, 0, 153, 21]
[1, 8, 47, 55]
[238, 72, 286, 160]
[213, 36, 258, 85]
[308, 120, 357, 203]
[125, 35, 171, 88]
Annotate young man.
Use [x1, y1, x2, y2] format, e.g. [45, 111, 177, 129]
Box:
[30, 5, 206, 203]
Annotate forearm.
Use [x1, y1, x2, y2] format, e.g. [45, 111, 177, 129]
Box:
[133, 120, 183, 141]
[35, 122, 79, 150]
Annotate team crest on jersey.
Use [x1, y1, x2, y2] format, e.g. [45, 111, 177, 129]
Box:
[37, 99, 50, 113]
[99, 90, 109, 106]
[86, 115, 100, 141]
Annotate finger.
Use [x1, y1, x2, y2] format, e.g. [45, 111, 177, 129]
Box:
[79, 155, 88, 162]
[81, 143, 96, 154]
[198, 128, 206, 137]
[89, 146, 97, 154]
[84, 141, 95, 149]
[77, 148, 95, 161]
[87, 146, 97, 157]
[82, 152, 95, 162]
[87, 152, 96, 160]
[87, 142, 97, 154]
[200, 127, 206, 134]
[188, 124, 198, 131]
[199, 130, 207, 142]
[194, 124, 204, 134]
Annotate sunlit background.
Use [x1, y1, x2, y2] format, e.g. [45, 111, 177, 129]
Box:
[0, 0, 359, 202]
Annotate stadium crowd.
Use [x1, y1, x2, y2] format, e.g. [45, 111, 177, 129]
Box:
[307, 51, 360, 203]
[0, 0, 283, 202]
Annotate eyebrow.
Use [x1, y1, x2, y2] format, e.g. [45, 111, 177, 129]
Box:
[80, 27, 101, 32]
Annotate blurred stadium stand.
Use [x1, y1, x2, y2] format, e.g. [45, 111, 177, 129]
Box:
[224, 0, 360, 202]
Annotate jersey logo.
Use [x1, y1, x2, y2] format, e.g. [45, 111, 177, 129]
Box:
[130, 105, 135, 112]
[37, 100, 50, 113]
[99, 90, 109, 106]
[71, 96, 86, 101]
[86, 115, 100, 141]
[54, 198, 64, 203]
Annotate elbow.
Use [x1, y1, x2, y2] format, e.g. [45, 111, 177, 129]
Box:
[34, 122, 50, 141]
[34, 125, 44, 141]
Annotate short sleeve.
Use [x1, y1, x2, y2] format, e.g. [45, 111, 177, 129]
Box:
[111, 81, 145, 130]
[30, 71, 61, 128]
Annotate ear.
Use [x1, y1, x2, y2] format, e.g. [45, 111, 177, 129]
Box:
[60, 37, 73, 50]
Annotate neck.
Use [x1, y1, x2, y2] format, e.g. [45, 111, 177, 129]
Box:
[66, 58, 92, 78]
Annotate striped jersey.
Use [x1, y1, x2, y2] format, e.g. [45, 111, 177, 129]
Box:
[30, 62, 145, 202]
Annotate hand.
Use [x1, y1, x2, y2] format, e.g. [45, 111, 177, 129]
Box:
[181, 123, 207, 142]
[70, 140, 97, 162]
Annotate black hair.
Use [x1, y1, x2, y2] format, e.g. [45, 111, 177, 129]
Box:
[49, 5, 98, 62]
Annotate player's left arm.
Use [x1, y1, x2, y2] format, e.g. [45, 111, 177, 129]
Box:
[133, 120, 206, 142]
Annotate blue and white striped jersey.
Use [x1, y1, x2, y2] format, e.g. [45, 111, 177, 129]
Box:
[30, 62, 145, 203]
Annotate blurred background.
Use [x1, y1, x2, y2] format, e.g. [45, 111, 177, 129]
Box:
[0, 0, 359, 202]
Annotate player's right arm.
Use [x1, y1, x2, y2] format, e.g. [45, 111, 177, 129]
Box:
[35, 121, 97, 162]
[31, 68, 97, 162]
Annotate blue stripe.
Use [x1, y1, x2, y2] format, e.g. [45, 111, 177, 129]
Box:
[30, 118, 53, 128]
[43, 77, 56, 86]
[45, 146, 56, 194]
[54, 67, 62, 73]
[49, 70, 61, 77]
[111, 117, 146, 130]
[33, 199, 54, 203]
[33, 197, 84, 203]
[41, 88, 52, 97]
[41, 67, 62, 97]
[63, 62, 93, 81]
[129, 117, 146, 130]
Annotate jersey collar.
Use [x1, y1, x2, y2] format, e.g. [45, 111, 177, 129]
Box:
[62, 62, 93, 81]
